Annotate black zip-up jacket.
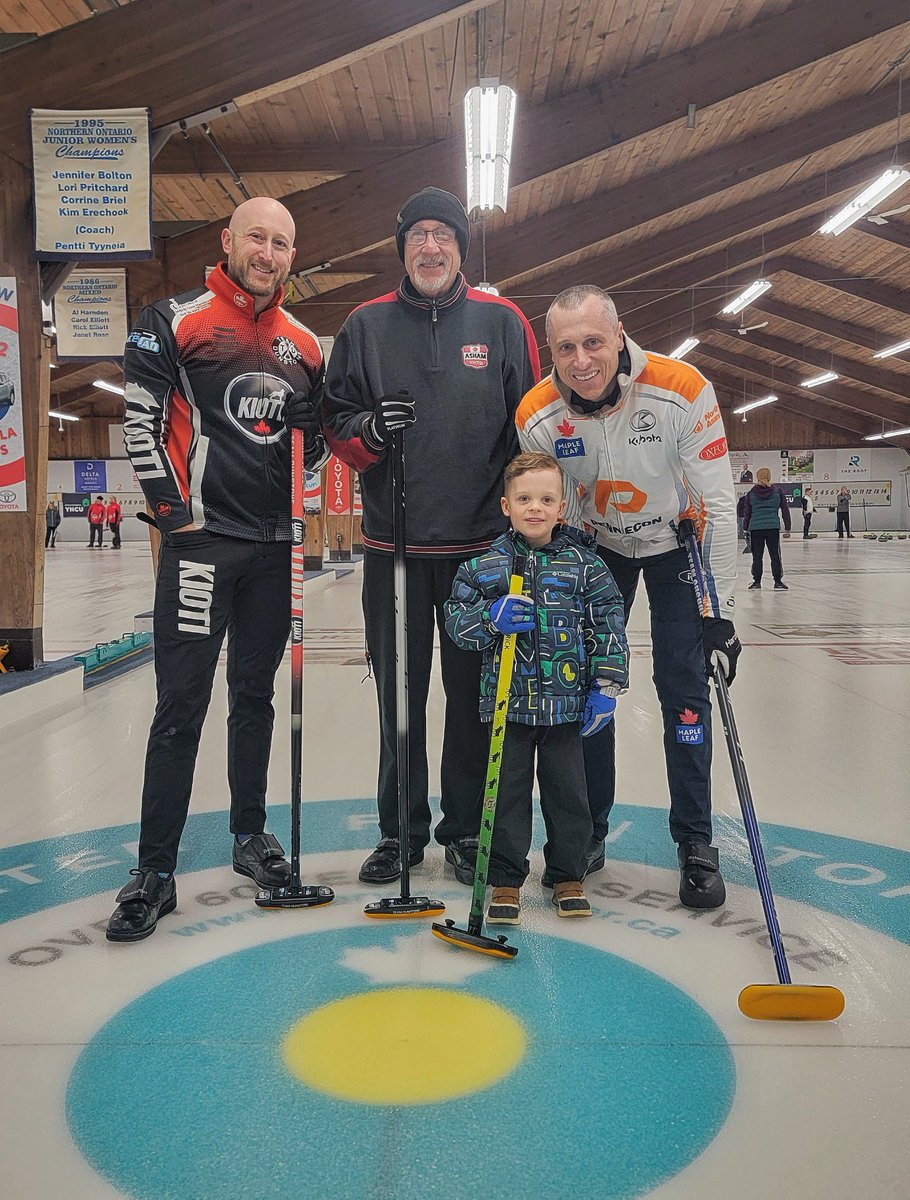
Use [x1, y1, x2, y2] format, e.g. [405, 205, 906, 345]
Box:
[323, 273, 540, 555]
[122, 263, 327, 540]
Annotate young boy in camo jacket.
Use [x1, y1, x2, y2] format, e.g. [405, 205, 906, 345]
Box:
[444, 452, 628, 924]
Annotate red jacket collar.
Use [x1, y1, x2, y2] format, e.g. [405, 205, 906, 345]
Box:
[208, 263, 284, 318]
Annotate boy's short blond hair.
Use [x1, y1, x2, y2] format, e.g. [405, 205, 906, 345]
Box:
[504, 451, 563, 493]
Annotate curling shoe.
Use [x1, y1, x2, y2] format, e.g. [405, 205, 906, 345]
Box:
[677, 839, 726, 909]
[358, 837, 424, 884]
[552, 881, 593, 917]
[232, 832, 292, 887]
[106, 869, 177, 942]
[444, 837, 478, 885]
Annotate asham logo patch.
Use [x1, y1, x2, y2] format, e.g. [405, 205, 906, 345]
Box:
[698, 436, 728, 461]
[462, 344, 488, 369]
[224, 374, 289, 443]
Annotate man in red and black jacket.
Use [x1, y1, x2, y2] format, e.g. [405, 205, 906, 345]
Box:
[87, 495, 106, 548]
[107, 197, 328, 943]
[323, 187, 540, 886]
[105, 496, 122, 549]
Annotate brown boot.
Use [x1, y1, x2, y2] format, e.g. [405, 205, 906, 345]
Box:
[487, 887, 521, 925]
[552, 881, 592, 918]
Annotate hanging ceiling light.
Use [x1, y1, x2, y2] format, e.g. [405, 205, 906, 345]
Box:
[864, 426, 910, 441]
[872, 335, 910, 359]
[92, 379, 126, 395]
[48, 410, 79, 421]
[464, 80, 517, 214]
[668, 336, 699, 359]
[818, 167, 910, 236]
[719, 279, 771, 315]
[800, 371, 839, 388]
[732, 394, 777, 415]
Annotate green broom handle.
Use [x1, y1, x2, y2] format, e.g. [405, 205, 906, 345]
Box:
[468, 555, 528, 935]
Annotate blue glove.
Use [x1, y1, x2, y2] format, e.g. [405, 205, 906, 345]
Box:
[488, 594, 535, 634]
[581, 689, 617, 737]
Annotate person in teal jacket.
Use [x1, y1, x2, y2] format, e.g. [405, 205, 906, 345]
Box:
[743, 467, 791, 590]
[445, 452, 629, 924]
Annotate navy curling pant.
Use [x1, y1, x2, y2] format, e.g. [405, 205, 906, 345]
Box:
[582, 545, 713, 845]
[138, 530, 290, 874]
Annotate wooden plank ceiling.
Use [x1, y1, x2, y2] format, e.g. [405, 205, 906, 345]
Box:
[13, 0, 910, 446]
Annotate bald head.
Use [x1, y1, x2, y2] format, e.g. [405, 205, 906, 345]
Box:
[221, 196, 296, 311]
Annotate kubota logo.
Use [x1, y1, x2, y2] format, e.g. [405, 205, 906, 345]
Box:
[224, 373, 289, 443]
[594, 479, 648, 514]
[698, 436, 728, 461]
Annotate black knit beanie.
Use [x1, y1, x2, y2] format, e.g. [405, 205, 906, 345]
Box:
[395, 187, 470, 262]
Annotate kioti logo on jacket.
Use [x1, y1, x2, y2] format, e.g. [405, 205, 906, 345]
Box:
[223, 373, 289, 443]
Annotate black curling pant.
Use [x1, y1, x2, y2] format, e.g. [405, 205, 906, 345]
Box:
[138, 530, 290, 874]
[362, 551, 488, 851]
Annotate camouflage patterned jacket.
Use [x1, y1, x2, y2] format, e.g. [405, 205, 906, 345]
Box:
[444, 527, 628, 726]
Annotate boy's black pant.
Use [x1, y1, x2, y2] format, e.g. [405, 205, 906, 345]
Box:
[582, 545, 713, 845]
[488, 721, 591, 887]
[362, 551, 488, 852]
[138, 530, 290, 874]
[802, 513, 812, 537]
[750, 528, 783, 583]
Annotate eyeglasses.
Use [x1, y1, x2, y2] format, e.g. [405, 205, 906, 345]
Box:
[403, 226, 457, 246]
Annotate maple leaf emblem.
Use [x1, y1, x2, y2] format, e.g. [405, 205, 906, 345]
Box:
[254, 419, 271, 435]
[679, 708, 700, 724]
[557, 417, 575, 437]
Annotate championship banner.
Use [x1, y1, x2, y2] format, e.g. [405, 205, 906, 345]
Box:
[54, 269, 129, 360]
[0, 277, 27, 512]
[326, 456, 352, 515]
[31, 109, 152, 260]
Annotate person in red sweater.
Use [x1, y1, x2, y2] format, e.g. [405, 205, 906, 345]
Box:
[87, 496, 106, 548]
[106, 497, 123, 549]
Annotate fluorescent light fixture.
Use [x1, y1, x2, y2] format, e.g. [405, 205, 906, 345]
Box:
[818, 167, 910, 236]
[464, 81, 516, 213]
[800, 371, 839, 388]
[732, 394, 777, 415]
[720, 279, 771, 315]
[92, 379, 125, 395]
[48, 410, 79, 421]
[668, 336, 699, 359]
[49, 363, 56, 369]
[872, 336, 910, 359]
[864, 426, 910, 441]
[475, 282, 500, 295]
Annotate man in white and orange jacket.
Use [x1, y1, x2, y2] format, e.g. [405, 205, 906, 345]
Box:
[517, 284, 740, 909]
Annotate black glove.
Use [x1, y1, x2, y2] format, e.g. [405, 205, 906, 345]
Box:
[365, 390, 416, 447]
[702, 617, 741, 684]
[285, 390, 321, 443]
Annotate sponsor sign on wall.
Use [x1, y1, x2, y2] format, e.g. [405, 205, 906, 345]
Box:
[0, 277, 26, 511]
[54, 269, 129, 360]
[31, 109, 152, 260]
[74, 460, 107, 493]
[62, 492, 90, 518]
[812, 481, 891, 507]
[835, 449, 870, 480]
[788, 450, 814, 479]
[326, 456, 351, 515]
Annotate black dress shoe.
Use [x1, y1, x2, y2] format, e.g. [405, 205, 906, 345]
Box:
[358, 837, 424, 884]
[106, 869, 177, 942]
[677, 839, 726, 909]
[232, 833, 291, 887]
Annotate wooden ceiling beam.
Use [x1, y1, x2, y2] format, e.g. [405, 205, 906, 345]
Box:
[855, 222, 910, 253]
[693, 340, 908, 425]
[749, 296, 910, 358]
[164, 0, 910, 291]
[777, 256, 910, 318]
[704, 322, 910, 400]
[0, 0, 482, 164]
[703, 366, 872, 438]
[152, 138, 426, 176]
